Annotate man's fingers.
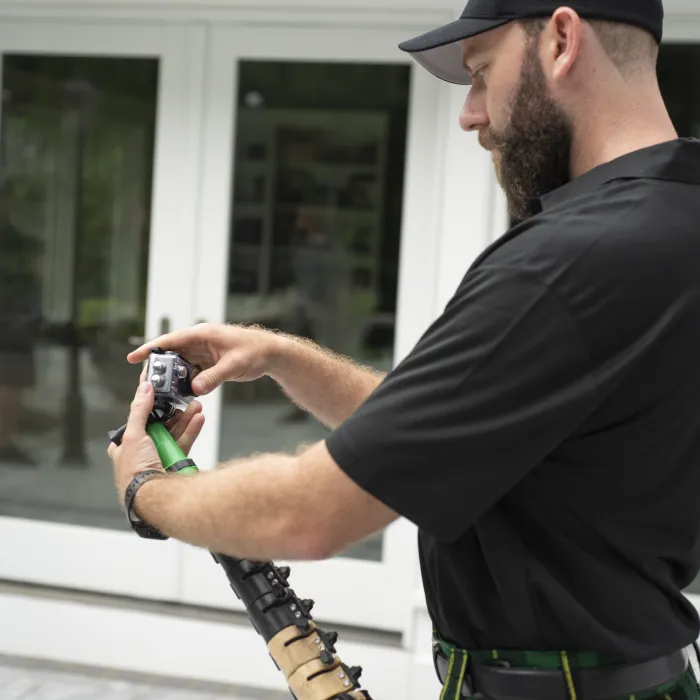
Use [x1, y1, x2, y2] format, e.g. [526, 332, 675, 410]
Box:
[123, 382, 155, 441]
[126, 323, 217, 364]
[168, 401, 202, 442]
[165, 409, 184, 432]
[127, 328, 199, 364]
[177, 413, 205, 456]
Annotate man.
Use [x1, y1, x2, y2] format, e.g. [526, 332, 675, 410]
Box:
[108, 0, 700, 697]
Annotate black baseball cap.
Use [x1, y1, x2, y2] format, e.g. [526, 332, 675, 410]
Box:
[399, 0, 664, 85]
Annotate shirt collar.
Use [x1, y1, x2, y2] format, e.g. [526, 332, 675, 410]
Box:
[536, 137, 700, 213]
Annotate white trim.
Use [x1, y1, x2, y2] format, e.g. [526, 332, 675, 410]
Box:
[1, 585, 697, 700]
[0, 3, 453, 28]
[434, 84, 497, 311]
[489, 179, 509, 243]
[661, 16, 700, 42]
[0, 518, 181, 600]
[0, 15, 178, 52]
[0, 0, 452, 7]
[180, 532, 414, 633]
[146, 23, 208, 340]
[179, 527, 419, 636]
[0, 587, 414, 699]
[391, 43, 452, 362]
[178, 21, 237, 474]
[0, 0, 698, 35]
[397, 54, 450, 356]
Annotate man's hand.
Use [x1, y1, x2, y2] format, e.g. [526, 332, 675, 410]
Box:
[127, 323, 284, 397]
[129, 321, 384, 430]
[107, 382, 205, 503]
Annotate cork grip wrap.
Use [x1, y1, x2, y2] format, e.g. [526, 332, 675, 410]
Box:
[212, 553, 373, 699]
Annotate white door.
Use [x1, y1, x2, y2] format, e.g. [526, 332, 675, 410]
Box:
[0, 19, 202, 601]
[181, 23, 445, 633]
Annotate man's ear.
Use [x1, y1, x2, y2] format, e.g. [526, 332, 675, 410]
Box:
[542, 7, 583, 83]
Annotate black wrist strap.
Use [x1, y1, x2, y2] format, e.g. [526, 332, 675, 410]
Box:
[124, 469, 169, 540]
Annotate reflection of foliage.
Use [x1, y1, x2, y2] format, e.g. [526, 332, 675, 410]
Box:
[344, 290, 376, 317]
[79, 296, 145, 336]
[239, 62, 409, 112]
[1, 54, 158, 334]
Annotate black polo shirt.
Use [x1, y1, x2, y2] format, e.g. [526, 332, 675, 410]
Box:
[325, 138, 700, 660]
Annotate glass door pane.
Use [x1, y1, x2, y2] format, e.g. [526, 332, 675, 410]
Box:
[222, 60, 410, 563]
[0, 54, 157, 529]
[182, 25, 444, 632]
[0, 21, 198, 600]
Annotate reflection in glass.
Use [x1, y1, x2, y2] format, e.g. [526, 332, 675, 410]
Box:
[221, 61, 410, 561]
[658, 44, 700, 139]
[0, 55, 158, 529]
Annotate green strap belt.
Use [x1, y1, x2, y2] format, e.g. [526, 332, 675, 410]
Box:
[437, 645, 579, 700]
[439, 645, 470, 700]
[433, 631, 699, 700]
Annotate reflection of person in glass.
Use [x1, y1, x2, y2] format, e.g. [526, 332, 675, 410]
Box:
[290, 206, 343, 346]
[282, 206, 343, 423]
[0, 180, 43, 466]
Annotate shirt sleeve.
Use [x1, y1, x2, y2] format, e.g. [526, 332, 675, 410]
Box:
[324, 265, 598, 543]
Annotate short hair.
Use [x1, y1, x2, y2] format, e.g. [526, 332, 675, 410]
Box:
[520, 17, 659, 77]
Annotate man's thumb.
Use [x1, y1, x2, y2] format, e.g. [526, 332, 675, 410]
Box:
[126, 382, 154, 433]
[192, 368, 223, 396]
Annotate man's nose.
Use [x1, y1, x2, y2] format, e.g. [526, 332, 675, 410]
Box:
[459, 90, 489, 132]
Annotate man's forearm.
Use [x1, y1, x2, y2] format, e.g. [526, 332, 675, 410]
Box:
[267, 335, 385, 428]
[133, 454, 322, 561]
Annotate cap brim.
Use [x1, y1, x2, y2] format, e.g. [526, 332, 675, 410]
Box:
[399, 17, 512, 85]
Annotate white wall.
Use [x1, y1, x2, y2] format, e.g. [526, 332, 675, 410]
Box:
[11, 0, 699, 13]
[11, 0, 454, 10]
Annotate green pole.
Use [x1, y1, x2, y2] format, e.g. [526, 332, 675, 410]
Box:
[146, 422, 199, 475]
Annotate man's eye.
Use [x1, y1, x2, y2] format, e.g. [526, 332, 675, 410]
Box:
[473, 66, 488, 85]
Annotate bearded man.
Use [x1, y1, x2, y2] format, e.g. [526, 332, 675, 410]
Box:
[109, 1, 700, 697]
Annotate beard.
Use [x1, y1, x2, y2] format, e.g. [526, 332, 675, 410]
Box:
[480, 39, 573, 223]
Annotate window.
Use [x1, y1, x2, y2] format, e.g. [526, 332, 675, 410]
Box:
[0, 55, 158, 530]
[219, 60, 410, 561]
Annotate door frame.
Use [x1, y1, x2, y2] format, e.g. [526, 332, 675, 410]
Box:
[0, 18, 204, 601]
[181, 22, 448, 633]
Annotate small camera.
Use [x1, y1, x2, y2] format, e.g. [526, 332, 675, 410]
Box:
[146, 348, 196, 420]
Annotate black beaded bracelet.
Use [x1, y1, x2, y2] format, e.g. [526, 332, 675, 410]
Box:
[124, 469, 169, 540]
